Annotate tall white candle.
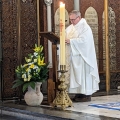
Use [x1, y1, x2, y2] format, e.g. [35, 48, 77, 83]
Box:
[60, 2, 65, 65]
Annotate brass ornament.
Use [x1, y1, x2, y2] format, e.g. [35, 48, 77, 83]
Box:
[52, 65, 72, 110]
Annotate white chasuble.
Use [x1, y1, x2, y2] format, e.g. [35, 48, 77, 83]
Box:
[65, 18, 100, 95]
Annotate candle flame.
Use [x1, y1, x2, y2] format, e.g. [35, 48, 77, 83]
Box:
[60, 2, 65, 7]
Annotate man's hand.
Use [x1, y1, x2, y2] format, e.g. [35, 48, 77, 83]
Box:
[65, 39, 70, 44]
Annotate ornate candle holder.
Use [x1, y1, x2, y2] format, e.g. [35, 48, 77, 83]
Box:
[52, 65, 72, 110]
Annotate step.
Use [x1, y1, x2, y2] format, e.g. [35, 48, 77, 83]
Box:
[0, 101, 71, 120]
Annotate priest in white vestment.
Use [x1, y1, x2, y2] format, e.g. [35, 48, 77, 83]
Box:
[65, 10, 100, 102]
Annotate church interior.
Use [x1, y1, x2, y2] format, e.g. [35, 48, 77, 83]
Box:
[0, 0, 120, 119]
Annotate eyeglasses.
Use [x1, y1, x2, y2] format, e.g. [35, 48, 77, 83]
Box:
[70, 16, 79, 22]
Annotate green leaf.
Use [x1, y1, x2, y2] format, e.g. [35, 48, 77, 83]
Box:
[23, 83, 29, 92]
[12, 80, 24, 89]
[22, 81, 35, 92]
[12, 79, 20, 83]
[29, 81, 35, 89]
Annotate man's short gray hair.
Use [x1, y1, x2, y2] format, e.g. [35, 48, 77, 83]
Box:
[69, 10, 81, 17]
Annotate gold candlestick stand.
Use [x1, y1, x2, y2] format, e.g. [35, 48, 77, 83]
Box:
[52, 65, 72, 110]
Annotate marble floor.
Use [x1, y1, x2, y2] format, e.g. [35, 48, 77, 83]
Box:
[1, 94, 120, 120]
[67, 94, 120, 119]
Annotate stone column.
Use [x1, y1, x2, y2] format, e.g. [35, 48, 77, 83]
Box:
[43, 0, 52, 93]
[74, 0, 80, 11]
[44, 0, 52, 68]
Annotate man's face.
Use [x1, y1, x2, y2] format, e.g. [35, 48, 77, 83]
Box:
[69, 14, 80, 25]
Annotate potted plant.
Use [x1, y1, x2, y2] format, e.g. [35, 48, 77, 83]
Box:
[12, 44, 49, 106]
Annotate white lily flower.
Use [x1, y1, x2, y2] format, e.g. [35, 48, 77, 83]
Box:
[34, 52, 38, 56]
[22, 74, 26, 79]
[34, 59, 37, 63]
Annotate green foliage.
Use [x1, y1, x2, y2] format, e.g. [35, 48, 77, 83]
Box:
[12, 44, 49, 92]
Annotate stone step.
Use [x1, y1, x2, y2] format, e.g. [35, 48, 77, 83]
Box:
[0, 114, 24, 120]
[0, 105, 71, 120]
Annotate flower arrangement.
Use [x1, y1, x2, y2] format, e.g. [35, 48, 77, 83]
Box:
[12, 44, 49, 92]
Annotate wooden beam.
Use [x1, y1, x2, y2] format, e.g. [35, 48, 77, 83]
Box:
[17, 0, 21, 64]
[104, 0, 110, 93]
[37, 0, 40, 45]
